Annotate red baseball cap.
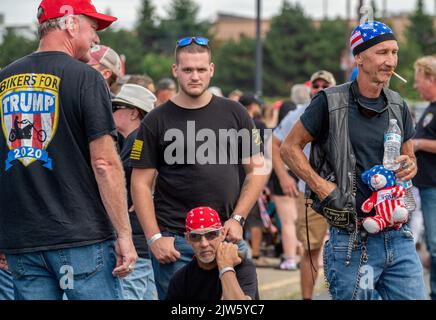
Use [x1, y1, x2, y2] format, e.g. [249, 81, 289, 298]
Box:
[185, 207, 222, 233]
[37, 0, 117, 31]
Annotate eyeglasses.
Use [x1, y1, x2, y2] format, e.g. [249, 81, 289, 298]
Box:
[112, 105, 130, 113]
[187, 229, 221, 242]
[177, 36, 209, 48]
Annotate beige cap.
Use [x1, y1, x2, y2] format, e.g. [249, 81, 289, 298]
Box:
[88, 45, 124, 78]
[112, 84, 156, 113]
[310, 70, 336, 86]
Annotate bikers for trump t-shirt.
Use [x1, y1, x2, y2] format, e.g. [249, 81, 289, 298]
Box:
[0, 51, 117, 253]
[130, 95, 261, 235]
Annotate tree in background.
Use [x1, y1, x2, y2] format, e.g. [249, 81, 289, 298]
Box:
[213, 36, 256, 95]
[392, 0, 435, 100]
[406, 0, 436, 56]
[98, 28, 144, 74]
[158, 0, 211, 54]
[263, 1, 318, 96]
[135, 0, 160, 52]
[0, 30, 38, 68]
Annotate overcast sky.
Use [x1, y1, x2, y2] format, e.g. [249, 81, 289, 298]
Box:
[0, 0, 435, 29]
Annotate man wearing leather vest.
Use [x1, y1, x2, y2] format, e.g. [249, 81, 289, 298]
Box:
[280, 20, 426, 300]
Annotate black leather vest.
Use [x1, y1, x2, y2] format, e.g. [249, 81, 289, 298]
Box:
[307, 82, 405, 225]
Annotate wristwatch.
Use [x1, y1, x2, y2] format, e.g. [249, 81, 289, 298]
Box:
[231, 214, 246, 227]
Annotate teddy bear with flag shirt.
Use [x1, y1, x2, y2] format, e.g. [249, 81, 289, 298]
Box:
[361, 165, 409, 234]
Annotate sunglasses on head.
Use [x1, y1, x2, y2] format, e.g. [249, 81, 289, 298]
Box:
[187, 228, 221, 242]
[177, 36, 209, 48]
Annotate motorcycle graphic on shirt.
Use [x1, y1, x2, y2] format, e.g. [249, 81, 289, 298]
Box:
[1, 73, 60, 170]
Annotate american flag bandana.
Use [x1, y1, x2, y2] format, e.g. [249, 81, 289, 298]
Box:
[350, 21, 395, 55]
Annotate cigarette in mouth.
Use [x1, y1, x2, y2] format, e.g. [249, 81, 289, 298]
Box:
[392, 71, 408, 83]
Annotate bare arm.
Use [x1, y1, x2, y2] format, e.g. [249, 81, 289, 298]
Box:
[224, 153, 269, 243]
[90, 135, 137, 277]
[217, 242, 251, 300]
[131, 168, 180, 263]
[271, 135, 299, 197]
[280, 120, 335, 201]
[395, 139, 418, 181]
[413, 138, 436, 154]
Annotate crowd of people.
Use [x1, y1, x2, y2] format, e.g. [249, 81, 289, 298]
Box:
[0, 0, 435, 301]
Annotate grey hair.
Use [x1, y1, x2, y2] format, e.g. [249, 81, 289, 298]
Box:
[37, 14, 90, 40]
[290, 84, 311, 105]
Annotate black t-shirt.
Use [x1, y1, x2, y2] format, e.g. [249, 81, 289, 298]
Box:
[300, 83, 415, 218]
[120, 129, 148, 258]
[0, 51, 116, 253]
[413, 102, 436, 188]
[167, 258, 259, 300]
[278, 100, 296, 124]
[130, 96, 259, 235]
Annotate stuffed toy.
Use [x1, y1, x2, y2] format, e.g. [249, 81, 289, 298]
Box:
[361, 165, 408, 234]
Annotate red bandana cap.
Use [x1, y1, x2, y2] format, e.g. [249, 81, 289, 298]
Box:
[185, 207, 222, 232]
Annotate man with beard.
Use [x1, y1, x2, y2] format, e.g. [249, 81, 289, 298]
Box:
[131, 37, 268, 299]
[167, 207, 258, 300]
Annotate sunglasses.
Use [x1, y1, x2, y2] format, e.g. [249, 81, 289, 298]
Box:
[177, 36, 209, 48]
[187, 229, 221, 242]
[112, 105, 131, 113]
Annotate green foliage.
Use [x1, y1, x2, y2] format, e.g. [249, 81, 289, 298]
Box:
[135, 0, 160, 52]
[213, 36, 256, 95]
[0, 30, 38, 68]
[157, 0, 211, 54]
[141, 53, 174, 81]
[263, 1, 317, 96]
[98, 28, 144, 74]
[406, 0, 436, 56]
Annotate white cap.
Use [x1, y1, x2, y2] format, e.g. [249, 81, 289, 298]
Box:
[112, 84, 156, 113]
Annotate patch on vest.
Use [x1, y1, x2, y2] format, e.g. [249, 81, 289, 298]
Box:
[322, 207, 352, 228]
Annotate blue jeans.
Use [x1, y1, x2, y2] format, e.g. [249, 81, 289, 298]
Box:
[323, 225, 426, 300]
[150, 232, 195, 300]
[419, 187, 436, 300]
[121, 257, 157, 300]
[6, 240, 123, 300]
[0, 269, 14, 300]
[151, 231, 250, 300]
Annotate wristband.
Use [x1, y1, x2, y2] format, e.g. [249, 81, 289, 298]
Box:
[147, 233, 162, 246]
[219, 266, 235, 279]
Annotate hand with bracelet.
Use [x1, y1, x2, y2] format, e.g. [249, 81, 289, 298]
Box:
[148, 232, 181, 264]
[216, 242, 242, 278]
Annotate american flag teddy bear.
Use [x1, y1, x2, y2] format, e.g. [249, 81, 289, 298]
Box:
[361, 165, 409, 234]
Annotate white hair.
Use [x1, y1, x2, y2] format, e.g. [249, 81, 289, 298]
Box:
[290, 84, 310, 105]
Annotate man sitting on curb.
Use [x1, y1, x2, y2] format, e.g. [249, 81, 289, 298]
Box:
[167, 207, 259, 300]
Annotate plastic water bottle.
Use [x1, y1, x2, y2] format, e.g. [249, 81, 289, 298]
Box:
[398, 180, 416, 212]
[383, 119, 401, 170]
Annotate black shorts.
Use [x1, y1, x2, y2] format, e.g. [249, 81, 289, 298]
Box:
[245, 203, 263, 229]
[271, 170, 298, 196]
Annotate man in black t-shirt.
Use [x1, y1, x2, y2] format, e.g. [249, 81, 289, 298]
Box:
[167, 207, 258, 300]
[280, 21, 425, 300]
[130, 37, 268, 299]
[412, 55, 436, 300]
[0, 0, 137, 300]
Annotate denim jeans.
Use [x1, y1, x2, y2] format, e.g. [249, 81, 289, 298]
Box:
[6, 240, 123, 300]
[151, 231, 250, 300]
[419, 187, 436, 300]
[323, 225, 427, 300]
[0, 269, 14, 300]
[121, 257, 157, 300]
